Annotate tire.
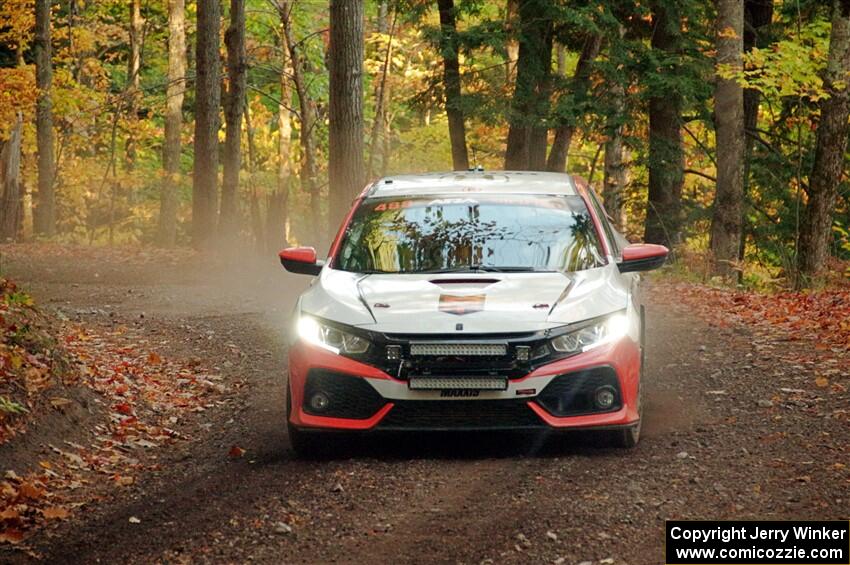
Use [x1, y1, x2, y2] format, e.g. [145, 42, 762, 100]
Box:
[613, 330, 644, 449]
[287, 385, 319, 458]
[612, 419, 641, 449]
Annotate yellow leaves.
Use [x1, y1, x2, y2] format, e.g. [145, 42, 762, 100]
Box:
[815, 376, 830, 388]
[0, 66, 36, 141]
[718, 26, 740, 40]
[0, 0, 34, 52]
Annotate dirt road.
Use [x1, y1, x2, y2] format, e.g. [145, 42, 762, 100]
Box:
[2, 247, 847, 564]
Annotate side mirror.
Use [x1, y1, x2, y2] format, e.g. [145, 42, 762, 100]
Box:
[279, 247, 324, 276]
[617, 244, 669, 273]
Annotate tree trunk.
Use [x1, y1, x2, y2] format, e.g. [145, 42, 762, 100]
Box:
[280, 1, 320, 241]
[740, 0, 774, 268]
[546, 35, 602, 173]
[192, 0, 221, 249]
[505, 0, 519, 85]
[268, 49, 294, 252]
[34, 0, 56, 237]
[0, 114, 24, 241]
[328, 0, 366, 235]
[243, 100, 264, 249]
[710, 0, 746, 276]
[603, 61, 628, 230]
[125, 0, 143, 169]
[504, 0, 553, 171]
[157, 0, 186, 247]
[644, 3, 684, 247]
[798, 0, 850, 276]
[367, 3, 395, 178]
[437, 0, 469, 171]
[220, 0, 247, 240]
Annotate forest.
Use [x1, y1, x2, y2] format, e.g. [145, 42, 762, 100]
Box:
[0, 0, 849, 288]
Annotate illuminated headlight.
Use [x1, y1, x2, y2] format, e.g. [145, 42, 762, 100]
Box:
[297, 316, 370, 355]
[550, 312, 630, 355]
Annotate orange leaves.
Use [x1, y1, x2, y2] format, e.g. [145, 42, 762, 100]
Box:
[17, 482, 44, 501]
[656, 279, 850, 365]
[40, 506, 70, 520]
[113, 402, 133, 416]
[228, 445, 246, 458]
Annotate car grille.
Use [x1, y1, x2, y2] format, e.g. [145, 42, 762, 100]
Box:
[303, 369, 387, 419]
[535, 367, 621, 417]
[378, 400, 544, 430]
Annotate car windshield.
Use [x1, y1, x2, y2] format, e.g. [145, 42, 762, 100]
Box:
[335, 194, 606, 274]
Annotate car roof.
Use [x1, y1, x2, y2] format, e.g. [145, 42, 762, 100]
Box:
[367, 171, 578, 198]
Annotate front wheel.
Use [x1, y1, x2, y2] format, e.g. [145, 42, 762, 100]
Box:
[287, 385, 319, 457]
[612, 419, 641, 448]
[612, 347, 643, 448]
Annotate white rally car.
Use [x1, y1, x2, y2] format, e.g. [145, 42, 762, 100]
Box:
[279, 171, 667, 454]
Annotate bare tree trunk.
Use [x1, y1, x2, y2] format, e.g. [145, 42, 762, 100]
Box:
[644, 3, 684, 247]
[505, 0, 519, 85]
[798, 0, 850, 276]
[279, 1, 320, 241]
[546, 35, 602, 173]
[192, 0, 221, 248]
[268, 49, 294, 251]
[157, 0, 185, 247]
[437, 0, 469, 171]
[0, 114, 24, 241]
[504, 0, 553, 171]
[243, 100, 264, 249]
[740, 0, 774, 269]
[367, 4, 395, 178]
[125, 0, 143, 169]
[34, 0, 56, 237]
[603, 64, 628, 230]
[220, 0, 247, 240]
[710, 0, 746, 276]
[328, 0, 365, 235]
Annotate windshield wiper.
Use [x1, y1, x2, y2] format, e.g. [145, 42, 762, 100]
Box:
[418, 265, 553, 274]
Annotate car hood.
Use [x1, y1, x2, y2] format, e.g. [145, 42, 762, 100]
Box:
[298, 266, 629, 334]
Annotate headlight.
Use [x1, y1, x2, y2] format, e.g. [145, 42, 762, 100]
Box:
[297, 316, 370, 355]
[550, 312, 630, 355]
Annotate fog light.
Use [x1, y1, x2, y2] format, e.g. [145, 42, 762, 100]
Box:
[309, 392, 330, 412]
[515, 346, 531, 362]
[594, 386, 616, 410]
[386, 345, 402, 361]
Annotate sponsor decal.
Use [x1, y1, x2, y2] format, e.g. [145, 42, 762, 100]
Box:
[441, 389, 480, 398]
[439, 294, 486, 316]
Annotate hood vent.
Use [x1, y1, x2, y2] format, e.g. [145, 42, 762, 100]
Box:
[429, 278, 500, 289]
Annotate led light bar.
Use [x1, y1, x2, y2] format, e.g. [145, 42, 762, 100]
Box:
[409, 343, 507, 356]
[408, 376, 509, 391]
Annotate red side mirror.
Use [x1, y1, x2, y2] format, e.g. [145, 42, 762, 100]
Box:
[279, 247, 324, 276]
[618, 244, 669, 273]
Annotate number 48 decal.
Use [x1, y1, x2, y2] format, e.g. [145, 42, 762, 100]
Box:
[374, 200, 413, 212]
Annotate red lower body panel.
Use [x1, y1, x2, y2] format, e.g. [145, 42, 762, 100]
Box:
[288, 337, 641, 431]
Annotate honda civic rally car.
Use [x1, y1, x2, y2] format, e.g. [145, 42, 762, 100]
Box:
[279, 171, 668, 454]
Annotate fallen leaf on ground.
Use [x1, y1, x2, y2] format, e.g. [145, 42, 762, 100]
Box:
[41, 507, 70, 520]
[0, 528, 24, 544]
[228, 445, 245, 458]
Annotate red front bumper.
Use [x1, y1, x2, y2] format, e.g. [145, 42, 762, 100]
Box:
[287, 336, 641, 431]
